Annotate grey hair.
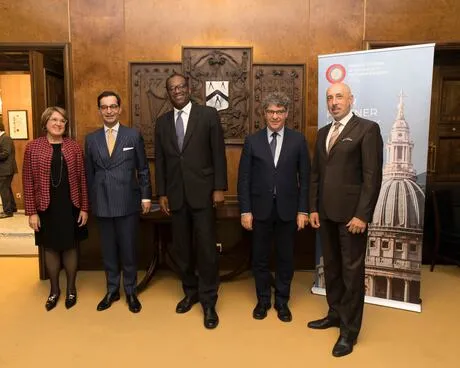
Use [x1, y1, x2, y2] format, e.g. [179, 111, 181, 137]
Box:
[262, 91, 291, 111]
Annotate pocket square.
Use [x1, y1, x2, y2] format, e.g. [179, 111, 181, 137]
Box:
[123, 147, 134, 151]
[341, 137, 353, 142]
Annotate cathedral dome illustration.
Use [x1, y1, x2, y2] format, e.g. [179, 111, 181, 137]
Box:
[370, 90, 425, 230]
[372, 178, 425, 229]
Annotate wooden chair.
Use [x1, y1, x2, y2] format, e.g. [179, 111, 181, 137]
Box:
[430, 188, 460, 271]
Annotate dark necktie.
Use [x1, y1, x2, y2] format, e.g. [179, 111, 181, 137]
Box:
[270, 132, 278, 160]
[327, 121, 341, 153]
[176, 110, 184, 151]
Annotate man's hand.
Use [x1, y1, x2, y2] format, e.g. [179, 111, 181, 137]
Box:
[141, 201, 152, 215]
[213, 190, 225, 207]
[159, 196, 170, 216]
[297, 213, 309, 231]
[346, 217, 367, 234]
[309, 212, 320, 228]
[29, 214, 41, 232]
[241, 213, 253, 231]
[77, 211, 88, 227]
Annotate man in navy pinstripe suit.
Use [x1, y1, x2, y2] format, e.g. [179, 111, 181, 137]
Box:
[85, 91, 152, 313]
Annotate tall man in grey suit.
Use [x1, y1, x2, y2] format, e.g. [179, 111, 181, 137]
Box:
[238, 92, 310, 323]
[0, 121, 18, 218]
[308, 83, 383, 357]
[85, 91, 152, 313]
[155, 73, 227, 329]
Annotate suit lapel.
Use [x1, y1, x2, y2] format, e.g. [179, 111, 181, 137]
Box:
[95, 128, 110, 163]
[277, 128, 290, 167]
[112, 125, 128, 158]
[167, 111, 180, 152]
[258, 128, 275, 167]
[182, 104, 198, 151]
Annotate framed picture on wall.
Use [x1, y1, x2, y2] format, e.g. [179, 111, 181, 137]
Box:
[7, 110, 28, 139]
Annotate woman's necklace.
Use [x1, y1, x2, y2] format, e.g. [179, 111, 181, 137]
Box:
[50, 150, 63, 188]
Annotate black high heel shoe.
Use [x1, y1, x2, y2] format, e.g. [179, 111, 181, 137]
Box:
[65, 292, 77, 309]
[45, 293, 60, 311]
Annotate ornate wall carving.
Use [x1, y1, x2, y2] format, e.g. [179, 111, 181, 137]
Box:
[130, 62, 181, 158]
[252, 64, 305, 132]
[182, 47, 253, 144]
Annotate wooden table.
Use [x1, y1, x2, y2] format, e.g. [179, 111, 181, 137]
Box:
[137, 203, 251, 293]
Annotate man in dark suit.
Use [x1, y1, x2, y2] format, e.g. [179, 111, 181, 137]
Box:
[0, 121, 18, 218]
[308, 83, 383, 357]
[237, 92, 310, 323]
[85, 91, 152, 313]
[155, 73, 227, 329]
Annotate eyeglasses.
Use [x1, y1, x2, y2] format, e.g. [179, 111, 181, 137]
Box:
[49, 117, 67, 125]
[99, 104, 120, 111]
[265, 109, 287, 116]
[167, 83, 188, 93]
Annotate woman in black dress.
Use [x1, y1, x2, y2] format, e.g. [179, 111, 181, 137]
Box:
[23, 107, 89, 311]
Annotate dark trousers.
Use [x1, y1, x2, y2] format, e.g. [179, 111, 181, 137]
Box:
[252, 199, 296, 307]
[0, 175, 16, 214]
[171, 203, 219, 308]
[320, 219, 367, 339]
[97, 213, 139, 295]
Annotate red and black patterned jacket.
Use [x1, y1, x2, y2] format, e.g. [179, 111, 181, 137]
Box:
[23, 136, 89, 216]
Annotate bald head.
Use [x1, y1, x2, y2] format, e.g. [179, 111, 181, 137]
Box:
[326, 83, 354, 121]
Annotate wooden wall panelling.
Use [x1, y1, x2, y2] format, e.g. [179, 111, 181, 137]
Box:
[69, 0, 126, 146]
[366, 0, 460, 42]
[0, 0, 69, 43]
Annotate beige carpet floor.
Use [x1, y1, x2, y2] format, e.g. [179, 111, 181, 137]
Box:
[0, 258, 458, 368]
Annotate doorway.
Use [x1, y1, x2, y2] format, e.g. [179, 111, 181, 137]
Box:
[0, 44, 70, 260]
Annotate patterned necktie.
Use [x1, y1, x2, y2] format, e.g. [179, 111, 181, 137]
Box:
[107, 128, 115, 156]
[327, 122, 341, 153]
[176, 110, 184, 151]
[270, 132, 278, 160]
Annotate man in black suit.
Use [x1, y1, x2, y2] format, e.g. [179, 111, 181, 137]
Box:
[85, 91, 152, 313]
[237, 92, 310, 322]
[0, 121, 18, 218]
[308, 83, 383, 357]
[155, 73, 227, 329]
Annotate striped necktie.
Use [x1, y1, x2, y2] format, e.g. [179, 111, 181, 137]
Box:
[327, 122, 341, 153]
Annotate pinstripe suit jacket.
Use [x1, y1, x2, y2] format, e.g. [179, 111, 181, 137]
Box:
[23, 136, 89, 216]
[85, 124, 152, 218]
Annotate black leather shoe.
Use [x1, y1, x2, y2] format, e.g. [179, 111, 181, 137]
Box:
[332, 335, 357, 357]
[176, 295, 199, 314]
[45, 293, 60, 311]
[307, 316, 340, 329]
[127, 294, 142, 313]
[275, 304, 292, 322]
[0, 213, 13, 219]
[96, 291, 120, 311]
[65, 292, 77, 309]
[203, 307, 219, 329]
[252, 302, 271, 320]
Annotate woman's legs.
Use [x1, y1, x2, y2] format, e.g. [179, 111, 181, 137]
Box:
[62, 247, 78, 295]
[44, 248, 61, 295]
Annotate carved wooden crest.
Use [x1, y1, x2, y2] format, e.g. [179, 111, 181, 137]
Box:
[182, 47, 252, 144]
[252, 64, 305, 132]
[130, 62, 181, 158]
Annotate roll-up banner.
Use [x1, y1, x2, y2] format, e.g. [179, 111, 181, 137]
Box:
[313, 44, 435, 312]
